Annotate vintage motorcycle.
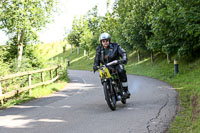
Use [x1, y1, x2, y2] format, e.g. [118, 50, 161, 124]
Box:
[97, 60, 129, 111]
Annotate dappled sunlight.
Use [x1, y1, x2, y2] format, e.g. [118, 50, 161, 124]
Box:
[126, 58, 150, 68]
[0, 115, 33, 128]
[61, 105, 71, 108]
[127, 107, 134, 110]
[89, 55, 95, 60]
[129, 51, 137, 57]
[126, 63, 135, 68]
[175, 87, 184, 90]
[158, 86, 177, 90]
[12, 105, 40, 109]
[51, 92, 70, 97]
[67, 83, 98, 91]
[0, 115, 66, 128]
[71, 55, 86, 63]
[136, 58, 150, 65]
[37, 119, 64, 123]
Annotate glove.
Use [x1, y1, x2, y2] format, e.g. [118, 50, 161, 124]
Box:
[93, 65, 99, 73]
[122, 59, 127, 64]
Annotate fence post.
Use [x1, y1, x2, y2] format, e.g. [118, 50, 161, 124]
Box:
[174, 59, 179, 76]
[56, 68, 58, 76]
[0, 81, 3, 105]
[67, 59, 70, 67]
[0, 81, 2, 95]
[50, 70, 53, 80]
[28, 74, 32, 95]
[41, 72, 44, 82]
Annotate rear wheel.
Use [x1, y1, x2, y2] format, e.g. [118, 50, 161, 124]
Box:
[103, 82, 116, 111]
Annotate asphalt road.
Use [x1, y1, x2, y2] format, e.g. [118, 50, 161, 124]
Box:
[0, 70, 177, 133]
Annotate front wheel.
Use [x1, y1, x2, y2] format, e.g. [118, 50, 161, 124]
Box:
[103, 82, 116, 111]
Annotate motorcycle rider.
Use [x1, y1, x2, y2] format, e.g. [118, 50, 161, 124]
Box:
[93, 33, 130, 98]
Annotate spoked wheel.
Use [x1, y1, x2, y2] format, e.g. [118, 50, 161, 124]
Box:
[103, 82, 116, 111]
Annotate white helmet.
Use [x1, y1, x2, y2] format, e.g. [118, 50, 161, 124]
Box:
[99, 33, 111, 43]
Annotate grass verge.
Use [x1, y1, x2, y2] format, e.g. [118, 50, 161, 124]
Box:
[0, 81, 67, 109]
[62, 47, 200, 133]
[0, 41, 69, 109]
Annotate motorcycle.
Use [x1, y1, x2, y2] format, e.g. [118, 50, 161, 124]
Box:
[97, 60, 128, 111]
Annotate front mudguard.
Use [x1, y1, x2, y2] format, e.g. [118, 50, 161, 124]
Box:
[101, 78, 108, 84]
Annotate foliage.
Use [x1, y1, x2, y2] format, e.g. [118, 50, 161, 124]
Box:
[147, 0, 200, 57]
[0, 0, 58, 67]
[80, 20, 93, 51]
[0, 41, 68, 108]
[0, 0, 57, 42]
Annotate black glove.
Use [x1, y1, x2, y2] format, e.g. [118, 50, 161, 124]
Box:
[122, 59, 127, 64]
[93, 65, 99, 73]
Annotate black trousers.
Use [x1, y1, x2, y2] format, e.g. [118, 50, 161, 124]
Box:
[114, 64, 127, 83]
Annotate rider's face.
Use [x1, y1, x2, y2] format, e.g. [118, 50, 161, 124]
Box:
[102, 39, 109, 48]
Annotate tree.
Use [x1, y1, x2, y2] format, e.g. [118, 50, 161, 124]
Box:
[86, 5, 102, 49]
[148, 0, 200, 60]
[67, 16, 85, 55]
[116, 0, 152, 61]
[0, 0, 57, 68]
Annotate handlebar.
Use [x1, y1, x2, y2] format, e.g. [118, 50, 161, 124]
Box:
[97, 60, 123, 70]
[106, 60, 119, 66]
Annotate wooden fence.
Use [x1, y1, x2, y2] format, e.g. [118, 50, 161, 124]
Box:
[0, 65, 61, 104]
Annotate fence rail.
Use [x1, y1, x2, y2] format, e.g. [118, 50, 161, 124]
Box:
[0, 65, 61, 104]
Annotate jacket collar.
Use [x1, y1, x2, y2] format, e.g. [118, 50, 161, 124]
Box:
[101, 43, 113, 50]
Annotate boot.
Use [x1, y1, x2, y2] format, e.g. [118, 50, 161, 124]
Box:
[124, 87, 130, 98]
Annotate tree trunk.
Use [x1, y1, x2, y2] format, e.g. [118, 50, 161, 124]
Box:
[71, 44, 73, 54]
[151, 51, 154, 64]
[17, 30, 24, 68]
[63, 46, 66, 53]
[17, 43, 23, 68]
[84, 50, 86, 56]
[77, 47, 79, 55]
[63, 44, 67, 53]
[137, 50, 141, 62]
[167, 53, 171, 64]
[87, 50, 89, 60]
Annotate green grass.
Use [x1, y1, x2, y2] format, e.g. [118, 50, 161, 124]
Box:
[1, 82, 67, 109]
[126, 53, 200, 133]
[62, 47, 200, 133]
[0, 41, 69, 109]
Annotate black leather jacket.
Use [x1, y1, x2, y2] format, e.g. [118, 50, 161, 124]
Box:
[94, 43, 127, 66]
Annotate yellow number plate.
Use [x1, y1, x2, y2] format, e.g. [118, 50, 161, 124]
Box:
[99, 67, 111, 79]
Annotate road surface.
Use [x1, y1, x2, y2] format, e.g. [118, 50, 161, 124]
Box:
[0, 70, 177, 133]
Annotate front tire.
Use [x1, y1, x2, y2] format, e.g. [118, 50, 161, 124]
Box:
[103, 82, 116, 111]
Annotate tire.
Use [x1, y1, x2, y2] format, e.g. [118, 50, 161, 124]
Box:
[103, 82, 116, 111]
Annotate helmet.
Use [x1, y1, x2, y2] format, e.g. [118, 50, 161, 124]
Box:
[99, 33, 111, 43]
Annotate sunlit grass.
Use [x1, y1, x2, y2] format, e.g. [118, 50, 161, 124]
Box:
[1, 82, 66, 109]
[0, 41, 69, 109]
[71, 55, 86, 63]
[135, 58, 150, 65]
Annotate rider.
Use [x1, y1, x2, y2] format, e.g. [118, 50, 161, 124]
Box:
[93, 33, 130, 98]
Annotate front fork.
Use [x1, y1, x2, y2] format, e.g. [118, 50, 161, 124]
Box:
[102, 78, 116, 99]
